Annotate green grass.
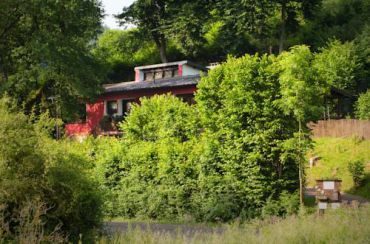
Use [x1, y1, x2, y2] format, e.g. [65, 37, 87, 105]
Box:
[105, 216, 221, 227]
[98, 206, 370, 243]
[306, 137, 370, 199]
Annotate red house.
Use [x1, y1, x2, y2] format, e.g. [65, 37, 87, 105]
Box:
[65, 60, 208, 138]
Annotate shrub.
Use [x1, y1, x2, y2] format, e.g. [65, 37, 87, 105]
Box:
[0, 201, 66, 243]
[92, 137, 124, 217]
[355, 90, 370, 120]
[98, 95, 200, 220]
[262, 191, 300, 218]
[348, 160, 365, 187]
[0, 97, 103, 242]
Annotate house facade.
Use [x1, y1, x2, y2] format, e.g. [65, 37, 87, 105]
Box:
[65, 60, 207, 137]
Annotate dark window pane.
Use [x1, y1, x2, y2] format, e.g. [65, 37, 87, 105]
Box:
[107, 100, 118, 115]
[122, 100, 135, 117]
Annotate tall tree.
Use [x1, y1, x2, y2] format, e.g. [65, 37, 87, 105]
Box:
[272, 0, 321, 53]
[277, 45, 328, 204]
[117, 0, 213, 63]
[0, 0, 104, 121]
[195, 54, 301, 219]
[117, 0, 169, 63]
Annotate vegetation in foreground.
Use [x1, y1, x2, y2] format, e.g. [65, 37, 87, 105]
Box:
[94, 44, 368, 222]
[307, 137, 370, 199]
[0, 97, 103, 242]
[98, 206, 370, 244]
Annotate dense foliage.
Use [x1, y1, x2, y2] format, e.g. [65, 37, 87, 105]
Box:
[355, 90, 370, 120]
[116, 0, 369, 59]
[93, 48, 334, 221]
[313, 40, 361, 93]
[348, 160, 366, 187]
[0, 0, 105, 122]
[1, 0, 369, 122]
[94, 95, 200, 219]
[0, 97, 103, 242]
[194, 54, 303, 219]
[0, 0, 368, 238]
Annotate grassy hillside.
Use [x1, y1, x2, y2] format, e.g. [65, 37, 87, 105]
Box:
[99, 207, 370, 243]
[306, 137, 370, 199]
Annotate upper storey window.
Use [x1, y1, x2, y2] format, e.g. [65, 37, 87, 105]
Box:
[143, 65, 179, 81]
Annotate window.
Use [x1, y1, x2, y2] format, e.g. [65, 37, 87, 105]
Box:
[143, 66, 179, 81]
[107, 100, 118, 115]
[144, 72, 154, 81]
[122, 100, 134, 116]
[155, 71, 163, 79]
[164, 70, 173, 78]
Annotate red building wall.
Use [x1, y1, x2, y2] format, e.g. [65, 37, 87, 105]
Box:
[65, 101, 105, 137]
[65, 85, 196, 137]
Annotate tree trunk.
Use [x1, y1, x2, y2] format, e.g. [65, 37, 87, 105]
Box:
[298, 119, 304, 206]
[279, 1, 287, 54]
[154, 36, 168, 63]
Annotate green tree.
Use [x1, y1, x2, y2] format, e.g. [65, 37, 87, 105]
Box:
[92, 29, 160, 82]
[277, 45, 328, 205]
[117, 0, 213, 62]
[313, 40, 361, 92]
[298, 0, 370, 49]
[92, 29, 184, 82]
[355, 90, 370, 120]
[0, 0, 104, 122]
[195, 54, 300, 220]
[274, 0, 321, 53]
[117, 0, 172, 63]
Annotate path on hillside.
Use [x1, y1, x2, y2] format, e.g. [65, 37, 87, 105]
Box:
[304, 188, 369, 203]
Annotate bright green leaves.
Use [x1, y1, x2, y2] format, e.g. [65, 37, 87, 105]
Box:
[277, 45, 326, 122]
[95, 45, 360, 221]
[355, 90, 370, 120]
[195, 53, 301, 219]
[313, 40, 361, 92]
[121, 94, 199, 143]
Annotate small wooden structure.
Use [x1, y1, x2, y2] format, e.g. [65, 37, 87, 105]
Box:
[315, 179, 342, 213]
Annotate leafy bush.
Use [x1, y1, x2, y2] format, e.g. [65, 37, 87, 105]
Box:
[355, 90, 370, 120]
[0, 97, 103, 242]
[95, 53, 313, 222]
[95, 48, 335, 222]
[348, 160, 365, 187]
[313, 40, 360, 92]
[262, 191, 300, 218]
[94, 95, 200, 220]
